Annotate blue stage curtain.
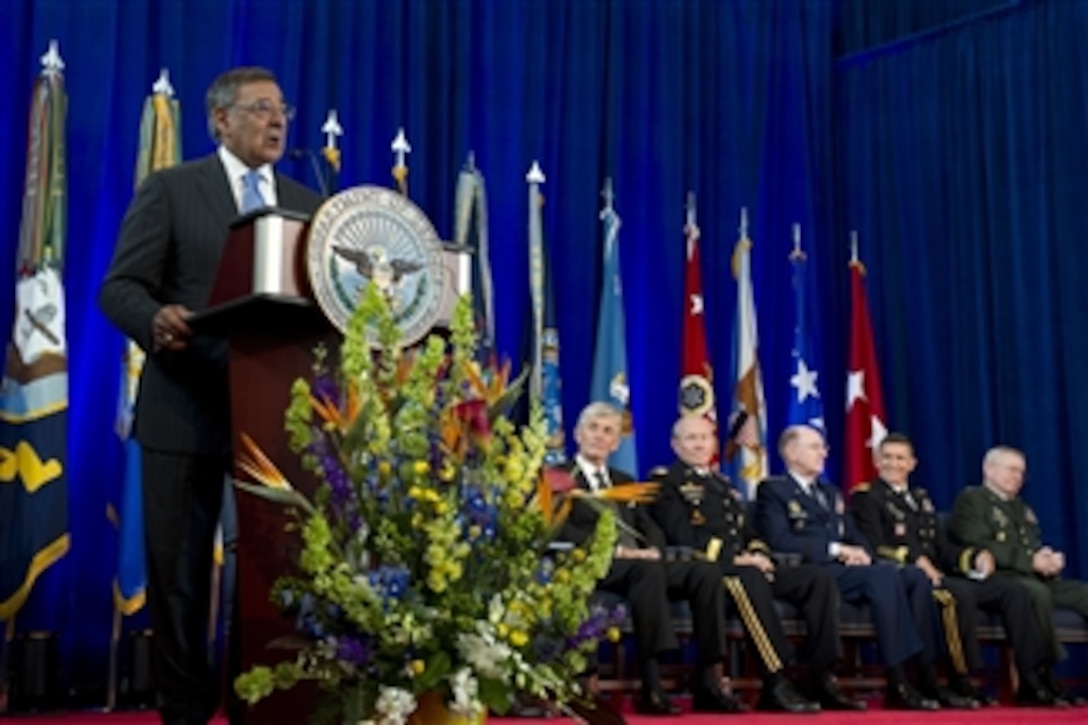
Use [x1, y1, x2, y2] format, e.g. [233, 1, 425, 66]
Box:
[0, 0, 1084, 697]
[835, 0, 1088, 577]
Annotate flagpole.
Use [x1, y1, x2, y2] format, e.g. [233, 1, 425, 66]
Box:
[0, 617, 13, 712]
[527, 161, 545, 398]
[391, 127, 410, 196]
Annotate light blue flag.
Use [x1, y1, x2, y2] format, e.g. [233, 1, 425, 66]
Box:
[786, 229, 825, 432]
[590, 201, 638, 476]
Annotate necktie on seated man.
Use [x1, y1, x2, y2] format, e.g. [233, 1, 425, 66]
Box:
[241, 169, 266, 213]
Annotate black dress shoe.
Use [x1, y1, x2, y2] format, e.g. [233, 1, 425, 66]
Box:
[635, 688, 682, 715]
[950, 675, 994, 706]
[810, 672, 866, 711]
[1016, 682, 1061, 707]
[758, 678, 820, 713]
[692, 685, 749, 713]
[927, 685, 979, 709]
[885, 682, 940, 710]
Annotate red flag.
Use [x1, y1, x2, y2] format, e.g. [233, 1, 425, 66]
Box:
[843, 259, 887, 494]
[678, 213, 716, 424]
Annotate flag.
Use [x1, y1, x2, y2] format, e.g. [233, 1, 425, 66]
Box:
[108, 84, 182, 616]
[843, 255, 888, 494]
[0, 45, 70, 621]
[729, 218, 767, 498]
[786, 231, 825, 431]
[526, 164, 566, 465]
[678, 205, 716, 424]
[453, 155, 494, 355]
[590, 200, 638, 475]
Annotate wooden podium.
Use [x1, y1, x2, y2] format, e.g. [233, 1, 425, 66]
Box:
[194, 208, 330, 724]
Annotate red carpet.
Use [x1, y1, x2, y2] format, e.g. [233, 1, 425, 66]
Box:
[2, 707, 1084, 724]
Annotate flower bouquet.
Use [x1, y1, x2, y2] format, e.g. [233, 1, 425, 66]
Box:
[232, 286, 647, 724]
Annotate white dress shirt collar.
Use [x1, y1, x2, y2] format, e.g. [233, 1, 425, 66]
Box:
[217, 146, 277, 210]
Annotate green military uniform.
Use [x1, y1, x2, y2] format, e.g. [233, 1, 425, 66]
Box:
[949, 484, 1088, 661]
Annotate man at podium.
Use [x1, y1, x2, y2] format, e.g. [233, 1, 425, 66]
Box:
[98, 66, 322, 725]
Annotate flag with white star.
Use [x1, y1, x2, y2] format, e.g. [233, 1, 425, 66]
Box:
[843, 257, 888, 494]
[786, 236, 824, 431]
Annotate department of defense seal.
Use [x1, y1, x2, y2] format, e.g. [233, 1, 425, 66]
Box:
[307, 185, 446, 347]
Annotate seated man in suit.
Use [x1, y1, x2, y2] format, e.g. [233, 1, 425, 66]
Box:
[950, 445, 1088, 705]
[755, 424, 938, 710]
[649, 414, 859, 712]
[851, 432, 1056, 706]
[557, 402, 739, 715]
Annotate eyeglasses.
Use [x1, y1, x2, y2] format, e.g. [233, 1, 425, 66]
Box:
[232, 98, 296, 121]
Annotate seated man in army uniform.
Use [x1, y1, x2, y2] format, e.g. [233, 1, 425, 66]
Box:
[556, 402, 741, 715]
[649, 414, 861, 711]
[850, 433, 1055, 706]
[950, 445, 1088, 706]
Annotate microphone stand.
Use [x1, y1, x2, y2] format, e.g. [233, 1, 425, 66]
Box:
[290, 148, 334, 198]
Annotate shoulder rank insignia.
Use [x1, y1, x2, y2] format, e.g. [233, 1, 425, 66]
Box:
[1025, 507, 1037, 525]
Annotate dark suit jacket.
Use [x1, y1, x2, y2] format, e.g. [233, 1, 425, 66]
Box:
[755, 474, 872, 564]
[949, 485, 1043, 577]
[556, 465, 666, 551]
[850, 478, 981, 574]
[99, 154, 322, 455]
[648, 460, 771, 561]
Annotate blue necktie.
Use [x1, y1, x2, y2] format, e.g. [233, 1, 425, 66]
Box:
[241, 169, 266, 213]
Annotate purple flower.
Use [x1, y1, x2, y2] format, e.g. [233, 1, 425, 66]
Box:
[336, 636, 371, 666]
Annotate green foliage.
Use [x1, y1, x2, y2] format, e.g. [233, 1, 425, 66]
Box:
[233, 288, 618, 722]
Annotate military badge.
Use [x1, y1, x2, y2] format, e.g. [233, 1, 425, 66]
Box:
[307, 185, 447, 346]
[691, 510, 706, 525]
[1025, 508, 1037, 525]
[788, 499, 807, 519]
[992, 507, 1008, 528]
[921, 497, 934, 513]
[996, 531, 1006, 542]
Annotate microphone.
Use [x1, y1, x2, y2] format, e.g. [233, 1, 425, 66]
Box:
[289, 148, 332, 198]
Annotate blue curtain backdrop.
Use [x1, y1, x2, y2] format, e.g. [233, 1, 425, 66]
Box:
[0, 0, 1084, 697]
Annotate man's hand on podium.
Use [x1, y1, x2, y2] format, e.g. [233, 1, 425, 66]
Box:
[153, 303, 194, 352]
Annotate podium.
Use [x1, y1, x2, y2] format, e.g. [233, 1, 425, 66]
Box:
[194, 208, 330, 724]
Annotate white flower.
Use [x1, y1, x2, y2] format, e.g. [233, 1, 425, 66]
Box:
[456, 622, 512, 679]
[449, 667, 483, 718]
[374, 686, 416, 725]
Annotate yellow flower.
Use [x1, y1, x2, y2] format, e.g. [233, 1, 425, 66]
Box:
[607, 627, 621, 643]
[413, 460, 430, 475]
[410, 659, 425, 675]
[510, 630, 529, 647]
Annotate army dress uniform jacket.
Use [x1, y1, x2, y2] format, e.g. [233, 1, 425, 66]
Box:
[950, 484, 1088, 662]
[554, 464, 727, 666]
[850, 479, 980, 575]
[648, 462, 844, 673]
[851, 479, 1047, 675]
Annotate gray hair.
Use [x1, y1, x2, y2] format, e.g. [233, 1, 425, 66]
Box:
[204, 66, 278, 142]
[983, 445, 1024, 469]
[777, 423, 823, 457]
[575, 401, 623, 433]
